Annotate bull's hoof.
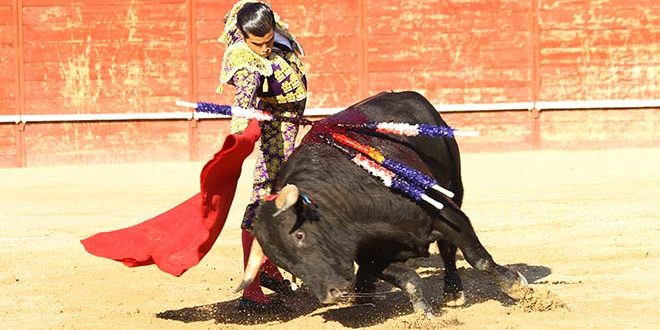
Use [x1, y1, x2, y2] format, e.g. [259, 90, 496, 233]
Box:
[413, 301, 436, 319]
[413, 304, 436, 320]
[502, 270, 529, 300]
[444, 290, 466, 307]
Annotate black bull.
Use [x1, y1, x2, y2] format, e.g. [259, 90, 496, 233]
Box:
[243, 91, 528, 317]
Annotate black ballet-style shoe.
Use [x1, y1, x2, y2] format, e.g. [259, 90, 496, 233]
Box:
[259, 272, 295, 296]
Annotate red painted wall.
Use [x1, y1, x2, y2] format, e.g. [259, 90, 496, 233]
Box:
[538, 0, 658, 100]
[0, 0, 658, 167]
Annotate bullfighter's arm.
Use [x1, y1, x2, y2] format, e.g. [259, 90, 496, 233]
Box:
[230, 68, 261, 134]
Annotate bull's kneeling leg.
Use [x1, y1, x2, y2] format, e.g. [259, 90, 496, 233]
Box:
[380, 262, 435, 319]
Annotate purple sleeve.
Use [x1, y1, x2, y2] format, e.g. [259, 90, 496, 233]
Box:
[231, 68, 260, 109]
[229, 69, 261, 133]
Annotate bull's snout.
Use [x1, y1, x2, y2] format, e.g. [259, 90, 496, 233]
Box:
[329, 288, 344, 299]
[321, 288, 346, 304]
[320, 283, 353, 304]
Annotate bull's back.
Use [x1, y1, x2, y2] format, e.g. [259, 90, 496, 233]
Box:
[304, 91, 464, 206]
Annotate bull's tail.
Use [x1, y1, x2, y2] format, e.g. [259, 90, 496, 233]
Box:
[444, 135, 464, 207]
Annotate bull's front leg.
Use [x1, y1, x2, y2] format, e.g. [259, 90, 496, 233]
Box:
[378, 262, 435, 319]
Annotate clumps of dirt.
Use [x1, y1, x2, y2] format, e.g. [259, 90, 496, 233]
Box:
[2, 276, 20, 285]
[514, 286, 567, 312]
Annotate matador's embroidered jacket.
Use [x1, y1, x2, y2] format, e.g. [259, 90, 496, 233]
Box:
[217, 28, 307, 133]
[216, 3, 307, 229]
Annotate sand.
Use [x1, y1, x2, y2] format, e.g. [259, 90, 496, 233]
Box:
[1, 148, 659, 329]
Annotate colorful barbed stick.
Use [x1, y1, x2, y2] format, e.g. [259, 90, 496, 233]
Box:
[336, 122, 479, 138]
[176, 101, 475, 139]
[319, 135, 445, 210]
[330, 133, 455, 198]
[176, 100, 312, 125]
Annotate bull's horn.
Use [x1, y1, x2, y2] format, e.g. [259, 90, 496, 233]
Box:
[272, 184, 299, 217]
[235, 238, 266, 293]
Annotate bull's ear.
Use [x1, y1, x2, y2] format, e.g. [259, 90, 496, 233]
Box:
[297, 192, 319, 222]
[289, 192, 319, 234]
[273, 184, 299, 217]
[300, 199, 320, 222]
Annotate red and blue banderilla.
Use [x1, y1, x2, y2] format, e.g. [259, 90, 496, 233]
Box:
[178, 100, 468, 209]
[177, 100, 477, 138]
[319, 134, 449, 211]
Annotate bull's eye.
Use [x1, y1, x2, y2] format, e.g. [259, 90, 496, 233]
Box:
[294, 230, 305, 244]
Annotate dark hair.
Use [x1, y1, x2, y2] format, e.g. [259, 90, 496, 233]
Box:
[237, 2, 275, 38]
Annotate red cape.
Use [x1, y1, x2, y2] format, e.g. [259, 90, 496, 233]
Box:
[81, 120, 261, 276]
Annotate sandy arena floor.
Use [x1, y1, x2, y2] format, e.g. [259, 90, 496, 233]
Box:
[1, 148, 659, 329]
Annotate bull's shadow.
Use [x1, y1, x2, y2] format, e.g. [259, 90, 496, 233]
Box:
[155, 287, 415, 327]
[316, 257, 552, 328]
[410, 254, 552, 308]
[156, 258, 551, 327]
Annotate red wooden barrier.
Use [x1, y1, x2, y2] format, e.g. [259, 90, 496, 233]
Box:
[0, 0, 658, 167]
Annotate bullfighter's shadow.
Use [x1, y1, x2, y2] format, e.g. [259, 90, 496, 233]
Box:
[157, 256, 551, 327]
[156, 290, 319, 325]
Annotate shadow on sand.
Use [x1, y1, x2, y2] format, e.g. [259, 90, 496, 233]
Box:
[157, 260, 552, 328]
[156, 289, 319, 326]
